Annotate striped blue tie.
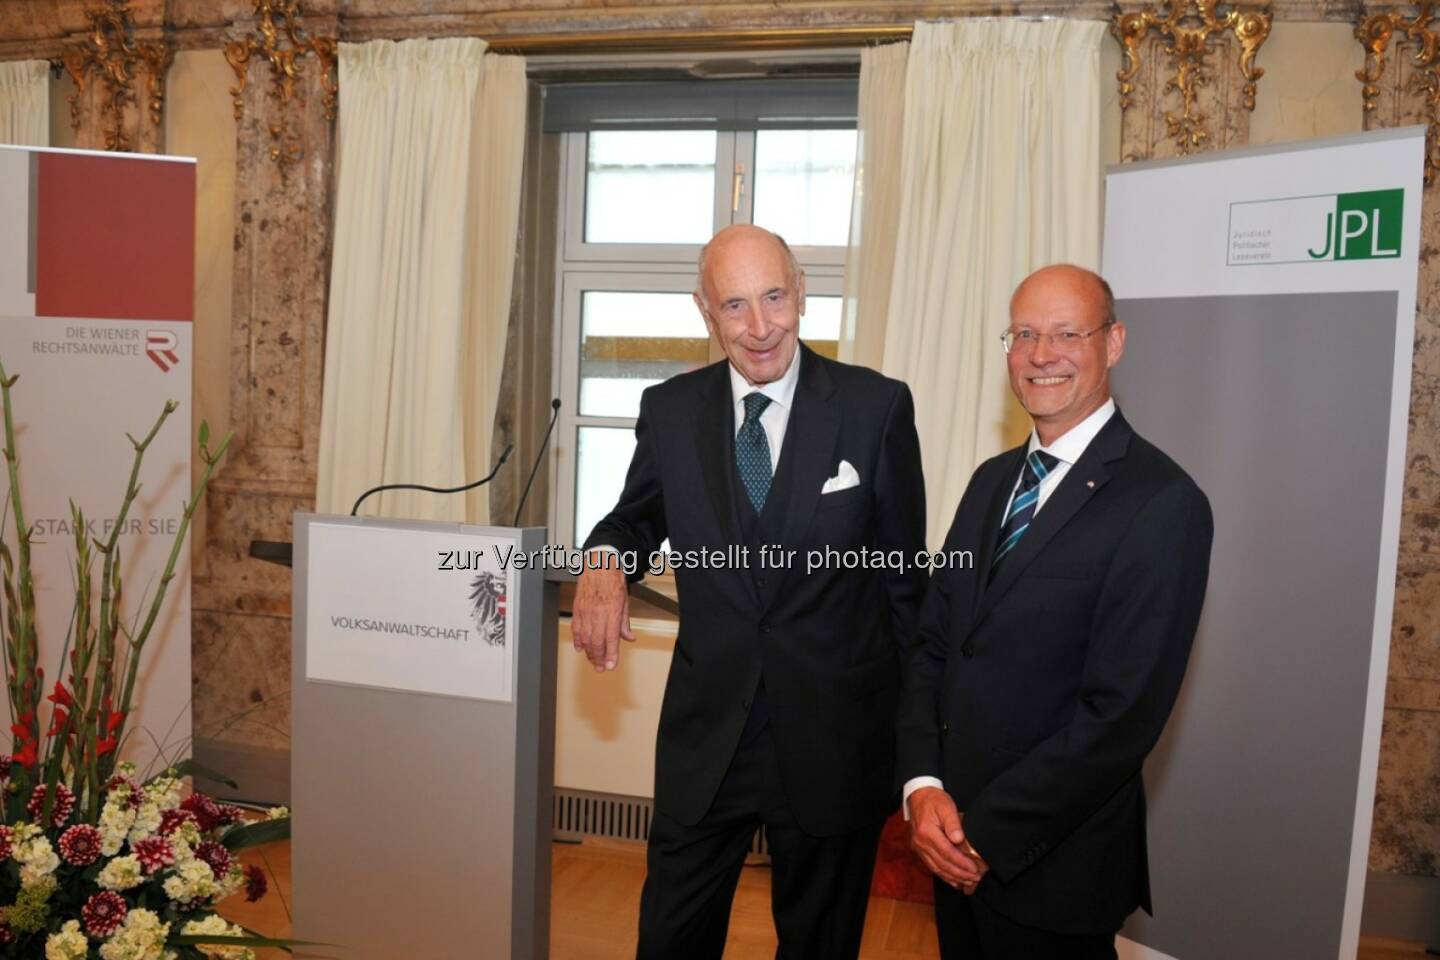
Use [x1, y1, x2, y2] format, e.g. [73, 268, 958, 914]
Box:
[736, 392, 774, 513]
[991, 450, 1061, 571]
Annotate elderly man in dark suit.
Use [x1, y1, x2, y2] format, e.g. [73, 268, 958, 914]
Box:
[898, 264, 1214, 959]
[572, 224, 928, 959]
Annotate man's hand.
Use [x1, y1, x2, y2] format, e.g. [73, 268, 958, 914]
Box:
[571, 563, 635, 671]
[906, 787, 986, 890]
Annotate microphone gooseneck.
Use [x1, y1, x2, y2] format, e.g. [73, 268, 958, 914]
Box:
[514, 398, 562, 527]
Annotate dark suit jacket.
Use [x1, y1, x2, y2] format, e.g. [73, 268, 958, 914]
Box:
[896, 410, 1213, 935]
[587, 343, 928, 837]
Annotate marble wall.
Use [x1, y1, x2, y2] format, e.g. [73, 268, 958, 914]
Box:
[1352, 1, 1440, 879]
[4, 0, 1435, 882]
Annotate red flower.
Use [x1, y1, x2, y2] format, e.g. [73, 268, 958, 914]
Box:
[46, 681, 74, 709]
[58, 824, 102, 866]
[28, 782, 76, 828]
[0, 921, 12, 944]
[105, 772, 144, 807]
[106, 710, 125, 736]
[0, 825, 13, 860]
[159, 808, 198, 836]
[96, 736, 118, 757]
[196, 840, 233, 879]
[11, 741, 37, 769]
[244, 863, 268, 902]
[46, 708, 68, 738]
[180, 793, 225, 831]
[132, 836, 175, 874]
[82, 891, 128, 938]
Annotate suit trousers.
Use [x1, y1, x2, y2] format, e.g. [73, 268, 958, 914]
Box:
[934, 879, 1119, 960]
[636, 722, 884, 960]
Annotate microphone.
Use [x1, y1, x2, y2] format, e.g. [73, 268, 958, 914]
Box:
[350, 444, 515, 517]
[514, 398, 562, 526]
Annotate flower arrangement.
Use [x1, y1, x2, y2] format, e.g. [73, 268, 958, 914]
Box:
[0, 361, 295, 959]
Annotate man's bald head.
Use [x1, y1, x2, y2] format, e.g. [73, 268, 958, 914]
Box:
[1009, 264, 1116, 329]
[696, 225, 801, 309]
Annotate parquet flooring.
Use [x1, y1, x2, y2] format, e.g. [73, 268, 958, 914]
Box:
[217, 837, 1431, 959]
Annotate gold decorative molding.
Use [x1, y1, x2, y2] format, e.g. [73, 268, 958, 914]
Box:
[1356, 3, 1440, 183]
[1113, 1, 1273, 155]
[225, 1, 337, 170]
[60, 0, 173, 153]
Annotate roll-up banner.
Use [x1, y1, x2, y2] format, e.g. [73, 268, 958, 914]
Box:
[1103, 128, 1423, 959]
[0, 145, 195, 778]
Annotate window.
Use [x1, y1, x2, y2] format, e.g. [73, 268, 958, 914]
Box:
[551, 112, 857, 550]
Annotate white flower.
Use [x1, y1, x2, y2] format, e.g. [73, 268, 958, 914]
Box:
[128, 801, 163, 844]
[13, 827, 60, 886]
[265, 806, 288, 821]
[180, 915, 256, 960]
[218, 863, 245, 900]
[163, 858, 220, 904]
[98, 908, 171, 960]
[100, 796, 138, 856]
[97, 855, 145, 891]
[170, 818, 201, 854]
[145, 776, 183, 811]
[45, 920, 88, 960]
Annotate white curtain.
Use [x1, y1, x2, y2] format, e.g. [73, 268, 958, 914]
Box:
[317, 38, 526, 521]
[0, 61, 49, 146]
[855, 20, 1104, 548]
[840, 42, 908, 370]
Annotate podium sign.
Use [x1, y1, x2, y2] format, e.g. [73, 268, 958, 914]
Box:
[293, 515, 553, 960]
[305, 521, 517, 702]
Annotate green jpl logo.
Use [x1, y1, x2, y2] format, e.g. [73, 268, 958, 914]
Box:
[1308, 189, 1403, 260]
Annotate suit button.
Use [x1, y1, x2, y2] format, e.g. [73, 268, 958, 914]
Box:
[757, 576, 768, 587]
[961, 645, 974, 659]
[741, 699, 751, 710]
[760, 621, 772, 634]
[941, 723, 950, 736]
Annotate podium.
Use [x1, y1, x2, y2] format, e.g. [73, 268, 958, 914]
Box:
[290, 514, 555, 959]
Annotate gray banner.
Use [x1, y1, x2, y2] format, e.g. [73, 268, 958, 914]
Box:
[1113, 291, 1397, 959]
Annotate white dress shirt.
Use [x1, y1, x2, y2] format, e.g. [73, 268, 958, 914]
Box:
[901, 398, 1117, 818]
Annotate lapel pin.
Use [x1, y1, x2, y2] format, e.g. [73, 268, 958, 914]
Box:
[1086, 480, 1095, 488]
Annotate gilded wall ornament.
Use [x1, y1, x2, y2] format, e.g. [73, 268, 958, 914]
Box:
[1113, 1, 1272, 155]
[61, 0, 173, 153]
[225, 1, 338, 169]
[1356, 4, 1440, 184]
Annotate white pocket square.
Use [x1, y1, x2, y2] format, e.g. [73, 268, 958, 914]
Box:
[821, 460, 861, 494]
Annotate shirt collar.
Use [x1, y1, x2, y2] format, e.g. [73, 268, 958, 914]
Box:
[729, 344, 802, 414]
[1026, 397, 1117, 466]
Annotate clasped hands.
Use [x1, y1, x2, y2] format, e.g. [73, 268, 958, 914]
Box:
[906, 787, 988, 895]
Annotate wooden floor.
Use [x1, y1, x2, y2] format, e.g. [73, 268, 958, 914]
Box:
[220, 837, 1431, 959]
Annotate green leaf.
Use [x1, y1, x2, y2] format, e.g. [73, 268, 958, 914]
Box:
[198, 420, 210, 447]
[170, 933, 328, 951]
[160, 758, 238, 790]
[219, 816, 291, 851]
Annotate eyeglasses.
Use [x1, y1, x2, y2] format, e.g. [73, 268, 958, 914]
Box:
[1000, 322, 1112, 355]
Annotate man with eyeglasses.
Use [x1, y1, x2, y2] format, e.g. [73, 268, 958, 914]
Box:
[896, 264, 1214, 958]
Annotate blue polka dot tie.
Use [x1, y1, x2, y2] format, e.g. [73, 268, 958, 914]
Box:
[992, 450, 1061, 572]
[736, 392, 774, 513]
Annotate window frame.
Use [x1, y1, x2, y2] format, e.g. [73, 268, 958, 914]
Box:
[550, 127, 850, 551]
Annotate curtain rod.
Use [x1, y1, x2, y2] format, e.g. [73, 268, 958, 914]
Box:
[487, 25, 914, 55]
